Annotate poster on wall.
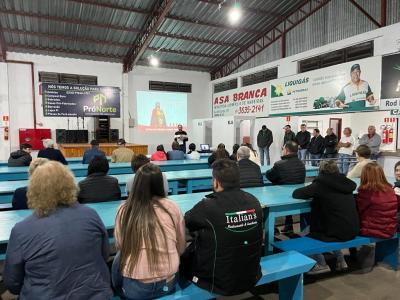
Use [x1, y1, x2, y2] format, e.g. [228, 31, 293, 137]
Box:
[379, 53, 400, 110]
[42, 83, 121, 117]
[269, 56, 381, 116]
[212, 82, 268, 117]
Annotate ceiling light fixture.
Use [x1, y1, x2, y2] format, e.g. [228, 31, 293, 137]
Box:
[149, 56, 159, 67]
[228, 2, 242, 25]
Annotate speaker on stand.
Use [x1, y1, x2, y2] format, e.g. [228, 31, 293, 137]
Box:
[110, 129, 119, 143]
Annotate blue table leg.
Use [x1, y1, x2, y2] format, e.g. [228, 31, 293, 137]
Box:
[187, 180, 194, 193]
[169, 181, 179, 195]
[265, 211, 276, 255]
[375, 237, 399, 270]
[278, 274, 303, 300]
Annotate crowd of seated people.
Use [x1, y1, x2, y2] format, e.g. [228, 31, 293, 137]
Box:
[3, 137, 400, 299]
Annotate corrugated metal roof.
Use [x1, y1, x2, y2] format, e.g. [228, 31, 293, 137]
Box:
[1, 0, 397, 74]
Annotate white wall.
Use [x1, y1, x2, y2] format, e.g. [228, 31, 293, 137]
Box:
[5, 52, 123, 154]
[127, 66, 211, 153]
[0, 63, 10, 160]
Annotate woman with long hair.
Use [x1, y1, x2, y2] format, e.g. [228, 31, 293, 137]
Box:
[357, 162, 398, 238]
[151, 144, 167, 161]
[208, 143, 230, 166]
[113, 163, 186, 299]
[242, 143, 260, 165]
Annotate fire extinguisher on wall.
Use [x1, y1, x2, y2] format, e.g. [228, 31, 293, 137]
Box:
[382, 125, 389, 144]
[4, 126, 9, 141]
[388, 125, 394, 143]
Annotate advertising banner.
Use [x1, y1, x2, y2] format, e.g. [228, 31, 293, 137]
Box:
[42, 83, 121, 117]
[212, 82, 268, 117]
[269, 56, 381, 116]
[380, 53, 400, 110]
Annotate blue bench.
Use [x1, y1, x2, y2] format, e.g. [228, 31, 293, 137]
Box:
[272, 235, 399, 271]
[113, 251, 315, 300]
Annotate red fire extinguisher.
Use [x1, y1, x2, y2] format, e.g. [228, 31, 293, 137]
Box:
[388, 125, 394, 143]
[382, 126, 389, 144]
[4, 126, 9, 141]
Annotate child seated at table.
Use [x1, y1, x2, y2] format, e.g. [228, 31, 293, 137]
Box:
[151, 144, 167, 161]
[293, 160, 359, 275]
[167, 141, 185, 160]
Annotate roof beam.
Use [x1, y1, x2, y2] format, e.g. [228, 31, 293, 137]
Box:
[7, 43, 123, 60]
[67, 0, 150, 15]
[4, 28, 225, 59]
[211, 0, 332, 79]
[0, 22, 6, 61]
[348, 0, 382, 28]
[138, 60, 211, 71]
[123, 0, 174, 72]
[0, 9, 239, 48]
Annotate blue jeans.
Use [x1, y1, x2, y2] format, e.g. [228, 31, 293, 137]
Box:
[298, 149, 308, 163]
[112, 252, 177, 300]
[309, 153, 322, 166]
[258, 146, 270, 166]
[338, 153, 352, 175]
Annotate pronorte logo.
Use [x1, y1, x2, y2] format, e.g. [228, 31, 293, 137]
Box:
[225, 209, 258, 232]
[93, 93, 107, 106]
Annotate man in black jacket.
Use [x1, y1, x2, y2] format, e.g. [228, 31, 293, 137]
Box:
[283, 125, 296, 145]
[237, 146, 264, 188]
[37, 139, 68, 165]
[181, 159, 263, 296]
[266, 141, 306, 234]
[295, 124, 311, 163]
[257, 125, 273, 166]
[78, 156, 121, 203]
[324, 128, 338, 158]
[308, 129, 325, 166]
[8, 143, 32, 167]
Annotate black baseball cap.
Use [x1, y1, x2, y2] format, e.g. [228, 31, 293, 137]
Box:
[117, 139, 126, 145]
[350, 64, 361, 73]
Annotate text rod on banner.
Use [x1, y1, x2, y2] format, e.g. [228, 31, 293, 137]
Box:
[212, 82, 268, 117]
[41, 83, 121, 118]
[269, 56, 381, 116]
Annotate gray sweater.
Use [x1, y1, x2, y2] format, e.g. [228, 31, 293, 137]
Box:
[359, 133, 381, 155]
[4, 203, 112, 299]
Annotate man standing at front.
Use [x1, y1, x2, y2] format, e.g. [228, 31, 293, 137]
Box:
[174, 124, 188, 153]
[324, 128, 338, 158]
[358, 125, 381, 160]
[257, 125, 273, 166]
[308, 129, 325, 166]
[283, 125, 296, 145]
[296, 124, 311, 163]
[181, 159, 263, 296]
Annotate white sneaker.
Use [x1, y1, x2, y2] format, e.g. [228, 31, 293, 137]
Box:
[307, 263, 331, 275]
[336, 260, 348, 271]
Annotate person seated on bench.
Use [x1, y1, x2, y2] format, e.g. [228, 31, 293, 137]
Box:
[357, 162, 398, 239]
[186, 143, 201, 160]
[38, 139, 68, 165]
[347, 145, 372, 178]
[8, 143, 33, 167]
[151, 144, 167, 161]
[112, 163, 186, 299]
[167, 141, 185, 160]
[242, 143, 261, 165]
[181, 159, 263, 296]
[78, 156, 121, 203]
[266, 141, 306, 234]
[229, 143, 240, 161]
[82, 139, 105, 164]
[208, 143, 230, 166]
[237, 146, 263, 188]
[126, 154, 169, 195]
[293, 160, 359, 275]
[111, 139, 134, 163]
[4, 161, 112, 299]
[393, 162, 400, 229]
[12, 158, 49, 210]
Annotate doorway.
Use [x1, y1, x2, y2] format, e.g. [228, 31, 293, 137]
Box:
[329, 118, 342, 140]
[204, 120, 212, 146]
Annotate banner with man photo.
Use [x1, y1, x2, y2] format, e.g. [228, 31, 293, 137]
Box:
[269, 56, 381, 116]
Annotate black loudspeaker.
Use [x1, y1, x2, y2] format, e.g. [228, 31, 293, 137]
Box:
[76, 130, 88, 143]
[110, 129, 119, 142]
[56, 129, 66, 144]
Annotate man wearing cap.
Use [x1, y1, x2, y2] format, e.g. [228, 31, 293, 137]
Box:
[283, 125, 296, 146]
[335, 64, 375, 109]
[82, 140, 105, 164]
[111, 139, 134, 163]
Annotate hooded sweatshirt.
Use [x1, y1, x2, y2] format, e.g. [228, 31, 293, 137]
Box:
[293, 173, 359, 242]
[8, 150, 32, 167]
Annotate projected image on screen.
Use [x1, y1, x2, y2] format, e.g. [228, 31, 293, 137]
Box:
[136, 91, 187, 132]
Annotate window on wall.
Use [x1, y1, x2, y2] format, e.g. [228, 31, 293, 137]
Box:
[213, 78, 238, 93]
[298, 41, 374, 73]
[301, 120, 322, 132]
[149, 81, 192, 93]
[38, 72, 98, 85]
[242, 67, 278, 87]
